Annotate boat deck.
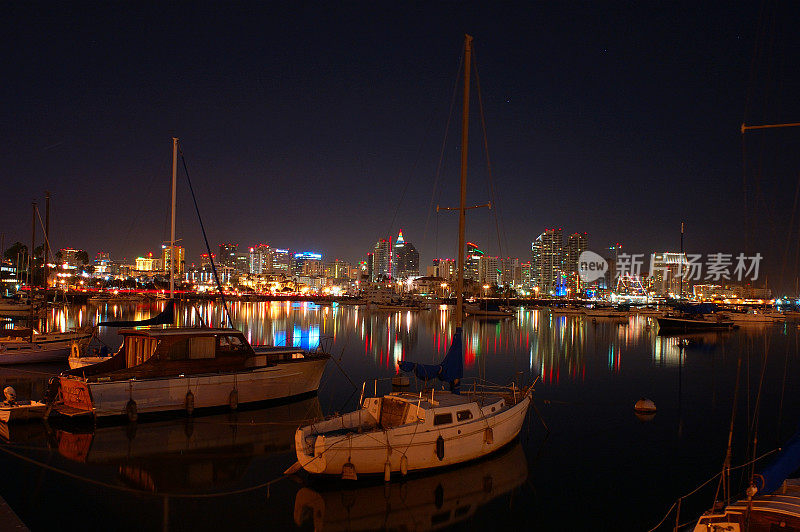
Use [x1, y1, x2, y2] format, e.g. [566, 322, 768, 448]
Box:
[697, 479, 800, 530]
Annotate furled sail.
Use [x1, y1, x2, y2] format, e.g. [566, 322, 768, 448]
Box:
[98, 299, 175, 327]
[398, 327, 463, 393]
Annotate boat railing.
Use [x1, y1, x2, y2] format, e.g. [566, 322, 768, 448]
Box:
[358, 375, 535, 406]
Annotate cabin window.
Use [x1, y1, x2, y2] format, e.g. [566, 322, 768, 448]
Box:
[125, 337, 159, 367]
[456, 410, 473, 421]
[218, 335, 247, 355]
[165, 337, 189, 360]
[189, 336, 215, 359]
[433, 413, 453, 426]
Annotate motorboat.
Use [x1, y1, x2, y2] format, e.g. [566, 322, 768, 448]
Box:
[49, 325, 330, 420]
[0, 327, 93, 365]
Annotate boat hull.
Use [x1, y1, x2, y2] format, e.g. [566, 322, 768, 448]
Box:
[57, 357, 328, 418]
[656, 316, 734, 332]
[295, 392, 531, 476]
[0, 331, 92, 365]
[0, 402, 47, 423]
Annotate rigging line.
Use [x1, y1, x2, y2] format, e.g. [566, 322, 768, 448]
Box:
[472, 49, 506, 261]
[422, 52, 464, 256]
[33, 206, 54, 261]
[384, 84, 441, 244]
[748, 333, 771, 475]
[178, 149, 232, 328]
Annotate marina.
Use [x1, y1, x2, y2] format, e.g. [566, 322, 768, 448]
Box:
[0, 300, 798, 529]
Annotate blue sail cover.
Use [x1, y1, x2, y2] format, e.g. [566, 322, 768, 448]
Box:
[675, 303, 718, 315]
[399, 327, 463, 393]
[98, 299, 175, 327]
[752, 426, 800, 495]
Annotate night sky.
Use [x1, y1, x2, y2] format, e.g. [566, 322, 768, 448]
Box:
[3, 3, 800, 291]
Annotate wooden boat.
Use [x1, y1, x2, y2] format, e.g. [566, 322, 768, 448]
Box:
[49, 326, 330, 420]
[0, 328, 93, 365]
[291, 35, 533, 481]
[0, 401, 47, 423]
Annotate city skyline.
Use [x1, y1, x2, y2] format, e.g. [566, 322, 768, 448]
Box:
[3, 4, 800, 290]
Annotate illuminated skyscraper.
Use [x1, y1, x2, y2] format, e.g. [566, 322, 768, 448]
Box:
[249, 244, 272, 274]
[531, 228, 563, 294]
[161, 244, 185, 274]
[371, 239, 392, 281]
[292, 252, 323, 277]
[392, 230, 419, 279]
[464, 242, 483, 281]
[565, 232, 588, 292]
[218, 243, 238, 268]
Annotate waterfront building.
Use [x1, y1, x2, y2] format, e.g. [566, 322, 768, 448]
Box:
[371, 239, 392, 281]
[93, 252, 118, 276]
[392, 230, 419, 279]
[325, 259, 351, 280]
[135, 253, 161, 272]
[161, 244, 185, 275]
[293, 252, 323, 277]
[565, 232, 588, 293]
[520, 261, 532, 290]
[650, 252, 687, 296]
[58, 248, 83, 268]
[531, 228, 563, 295]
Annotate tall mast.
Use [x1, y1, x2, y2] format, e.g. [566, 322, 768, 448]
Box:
[45, 192, 50, 290]
[30, 201, 36, 288]
[455, 34, 472, 328]
[170, 137, 178, 299]
[679, 221, 684, 300]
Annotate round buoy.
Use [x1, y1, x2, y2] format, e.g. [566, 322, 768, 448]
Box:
[229, 389, 239, 410]
[126, 399, 138, 423]
[634, 398, 657, 413]
[185, 390, 195, 416]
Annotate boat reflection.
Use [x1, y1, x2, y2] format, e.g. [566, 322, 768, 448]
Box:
[293, 441, 527, 531]
[50, 397, 322, 492]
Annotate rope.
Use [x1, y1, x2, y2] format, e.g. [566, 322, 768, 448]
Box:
[0, 442, 289, 499]
[178, 148, 232, 328]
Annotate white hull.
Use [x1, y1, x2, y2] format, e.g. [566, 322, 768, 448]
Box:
[295, 389, 531, 477]
[61, 357, 328, 418]
[0, 402, 47, 423]
[0, 331, 91, 365]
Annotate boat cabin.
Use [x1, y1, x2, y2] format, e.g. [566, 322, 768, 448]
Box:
[361, 391, 505, 431]
[64, 327, 286, 381]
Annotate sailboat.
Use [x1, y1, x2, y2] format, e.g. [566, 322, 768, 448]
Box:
[290, 35, 533, 480]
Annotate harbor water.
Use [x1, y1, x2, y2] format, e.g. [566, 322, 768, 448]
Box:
[1, 300, 798, 530]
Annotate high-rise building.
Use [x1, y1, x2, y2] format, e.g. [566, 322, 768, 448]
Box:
[292, 252, 323, 277]
[429, 258, 456, 281]
[371, 239, 392, 281]
[651, 252, 688, 296]
[272, 249, 290, 275]
[392, 230, 419, 279]
[325, 259, 351, 280]
[500, 257, 521, 288]
[531, 228, 563, 295]
[520, 261, 532, 290]
[478, 255, 501, 285]
[464, 242, 483, 281]
[249, 244, 272, 274]
[161, 244, 185, 274]
[200, 252, 216, 268]
[218, 243, 238, 268]
[565, 232, 588, 292]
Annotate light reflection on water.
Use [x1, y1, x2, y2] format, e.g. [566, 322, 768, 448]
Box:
[3, 301, 800, 530]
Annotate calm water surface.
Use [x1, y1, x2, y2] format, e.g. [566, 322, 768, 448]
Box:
[1, 301, 799, 531]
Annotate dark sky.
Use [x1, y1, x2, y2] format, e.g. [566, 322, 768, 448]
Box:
[3, 2, 800, 290]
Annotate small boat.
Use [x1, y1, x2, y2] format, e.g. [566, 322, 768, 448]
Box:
[719, 308, 786, 324]
[291, 35, 533, 481]
[0, 387, 46, 423]
[49, 325, 330, 420]
[0, 328, 94, 365]
[464, 301, 515, 318]
[656, 314, 735, 333]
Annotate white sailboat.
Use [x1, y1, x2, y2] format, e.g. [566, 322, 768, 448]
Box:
[291, 35, 533, 480]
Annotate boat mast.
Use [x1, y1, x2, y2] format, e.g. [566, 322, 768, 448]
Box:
[29, 201, 36, 289]
[170, 137, 178, 300]
[456, 34, 472, 328]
